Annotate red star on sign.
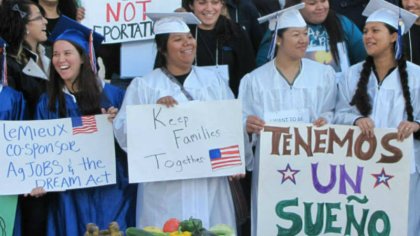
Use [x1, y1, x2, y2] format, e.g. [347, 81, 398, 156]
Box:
[372, 168, 394, 189]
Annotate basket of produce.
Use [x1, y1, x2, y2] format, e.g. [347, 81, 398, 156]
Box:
[126, 217, 235, 236]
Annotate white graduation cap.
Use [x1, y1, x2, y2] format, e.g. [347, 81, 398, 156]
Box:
[147, 12, 201, 35]
[363, 0, 418, 34]
[258, 3, 306, 31]
[257, 3, 307, 60]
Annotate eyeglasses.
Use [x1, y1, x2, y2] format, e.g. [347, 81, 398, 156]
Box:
[27, 15, 45, 22]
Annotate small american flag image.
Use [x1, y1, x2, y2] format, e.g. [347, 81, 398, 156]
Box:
[209, 145, 242, 170]
[71, 116, 98, 135]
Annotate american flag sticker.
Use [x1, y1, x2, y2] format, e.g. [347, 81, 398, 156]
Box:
[209, 145, 242, 170]
[71, 116, 98, 135]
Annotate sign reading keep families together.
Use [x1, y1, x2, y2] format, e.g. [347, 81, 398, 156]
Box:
[126, 100, 246, 183]
[257, 123, 412, 235]
[0, 115, 116, 195]
[82, 0, 182, 43]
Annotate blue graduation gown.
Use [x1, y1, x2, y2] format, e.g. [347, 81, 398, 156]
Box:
[35, 84, 136, 236]
[0, 86, 26, 120]
[1, 86, 26, 236]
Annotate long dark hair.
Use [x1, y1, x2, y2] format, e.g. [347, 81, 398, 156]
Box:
[32, 0, 78, 19]
[153, 33, 170, 69]
[48, 41, 102, 117]
[0, 0, 38, 62]
[350, 24, 419, 139]
[285, 0, 344, 64]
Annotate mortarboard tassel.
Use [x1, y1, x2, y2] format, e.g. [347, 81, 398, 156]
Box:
[267, 15, 281, 61]
[395, 12, 404, 60]
[267, 31, 277, 61]
[89, 31, 98, 74]
[1, 43, 7, 86]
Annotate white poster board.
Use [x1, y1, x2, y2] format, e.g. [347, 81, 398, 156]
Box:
[120, 40, 156, 78]
[0, 115, 116, 195]
[127, 100, 245, 183]
[81, 0, 182, 44]
[257, 123, 411, 235]
[81, 0, 182, 77]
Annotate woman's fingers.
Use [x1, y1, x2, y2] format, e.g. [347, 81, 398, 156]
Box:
[157, 96, 178, 107]
[246, 116, 265, 134]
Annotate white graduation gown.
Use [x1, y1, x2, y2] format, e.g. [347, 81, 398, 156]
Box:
[334, 61, 420, 236]
[113, 66, 236, 230]
[238, 58, 337, 236]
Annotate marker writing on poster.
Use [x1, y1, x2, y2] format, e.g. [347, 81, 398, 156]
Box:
[93, 0, 153, 42]
[264, 126, 402, 163]
[144, 153, 205, 172]
[152, 107, 221, 149]
[275, 197, 390, 235]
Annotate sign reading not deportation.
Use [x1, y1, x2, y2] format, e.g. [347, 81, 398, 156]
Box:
[81, 0, 182, 43]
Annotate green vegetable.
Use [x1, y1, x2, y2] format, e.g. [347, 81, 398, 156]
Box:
[180, 217, 203, 232]
[209, 224, 234, 236]
[126, 227, 155, 236]
[193, 229, 217, 236]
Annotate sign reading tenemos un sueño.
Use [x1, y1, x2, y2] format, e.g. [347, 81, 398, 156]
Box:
[257, 123, 412, 235]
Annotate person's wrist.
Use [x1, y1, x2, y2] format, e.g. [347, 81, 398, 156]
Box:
[353, 117, 364, 125]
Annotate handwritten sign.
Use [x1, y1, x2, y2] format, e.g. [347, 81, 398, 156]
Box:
[0, 196, 17, 236]
[0, 115, 116, 195]
[81, 0, 181, 43]
[257, 123, 411, 235]
[127, 100, 245, 183]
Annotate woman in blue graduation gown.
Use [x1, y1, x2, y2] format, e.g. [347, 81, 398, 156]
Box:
[0, 85, 26, 121]
[0, 37, 27, 236]
[34, 17, 136, 236]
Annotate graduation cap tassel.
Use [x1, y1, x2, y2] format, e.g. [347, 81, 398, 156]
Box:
[395, 13, 404, 60]
[267, 16, 281, 61]
[1, 44, 7, 86]
[267, 32, 277, 61]
[89, 31, 97, 74]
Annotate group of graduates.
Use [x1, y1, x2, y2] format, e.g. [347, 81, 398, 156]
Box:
[0, 0, 420, 236]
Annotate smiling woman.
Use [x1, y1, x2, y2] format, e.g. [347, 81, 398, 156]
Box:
[0, 1, 50, 235]
[184, 0, 256, 97]
[239, 5, 337, 236]
[0, 0, 49, 118]
[52, 40, 84, 91]
[257, 0, 367, 81]
[113, 12, 237, 232]
[333, 0, 420, 234]
[35, 16, 136, 236]
[155, 32, 197, 76]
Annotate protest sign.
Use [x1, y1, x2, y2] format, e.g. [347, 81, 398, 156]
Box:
[81, 0, 181, 43]
[0, 196, 17, 236]
[127, 100, 245, 183]
[257, 123, 411, 235]
[0, 115, 116, 195]
[121, 40, 155, 77]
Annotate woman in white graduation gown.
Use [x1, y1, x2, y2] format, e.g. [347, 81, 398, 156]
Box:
[113, 13, 236, 230]
[238, 4, 337, 236]
[334, 0, 420, 235]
